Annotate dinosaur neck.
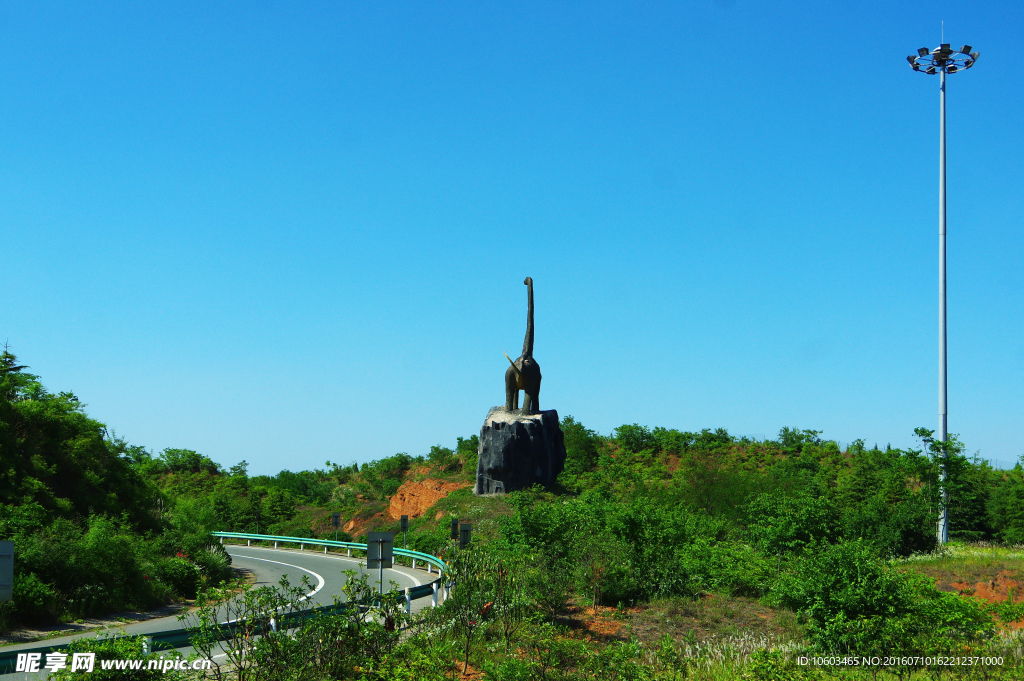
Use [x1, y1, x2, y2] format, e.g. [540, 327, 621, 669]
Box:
[522, 280, 534, 358]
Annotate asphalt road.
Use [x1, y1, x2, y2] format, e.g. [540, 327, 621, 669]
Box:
[2, 544, 443, 678]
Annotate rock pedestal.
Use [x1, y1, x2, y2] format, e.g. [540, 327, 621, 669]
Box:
[475, 407, 567, 495]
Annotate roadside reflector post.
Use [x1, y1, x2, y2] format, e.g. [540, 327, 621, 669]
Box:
[401, 515, 409, 557]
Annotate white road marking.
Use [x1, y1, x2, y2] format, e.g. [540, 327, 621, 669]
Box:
[228, 546, 424, 586]
[230, 554, 327, 598]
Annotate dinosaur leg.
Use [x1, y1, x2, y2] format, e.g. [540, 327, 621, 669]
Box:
[505, 367, 519, 411]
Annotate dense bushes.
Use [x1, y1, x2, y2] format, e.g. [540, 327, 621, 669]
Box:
[989, 467, 1024, 543]
[747, 490, 840, 554]
[1, 507, 234, 625]
[0, 352, 233, 629]
[771, 539, 996, 654]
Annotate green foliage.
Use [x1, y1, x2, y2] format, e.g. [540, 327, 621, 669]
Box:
[12, 571, 56, 623]
[159, 448, 220, 474]
[154, 557, 202, 599]
[614, 424, 657, 453]
[835, 439, 939, 557]
[777, 427, 823, 452]
[356, 452, 417, 500]
[771, 539, 999, 655]
[747, 489, 840, 554]
[438, 546, 496, 672]
[988, 463, 1024, 543]
[772, 540, 919, 651]
[561, 416, 601, 476]
[457, 435, 479, 473]
[187, 575, 355, 681]
[0, 351, 159, 529]
[10, 344, 1024, 674]
[50, 635, 200, 681]
[742, 649, 808, 681]
[531, 548, 575, 624]
[0, 352, 224, 625]
[428, 444, 456, 469]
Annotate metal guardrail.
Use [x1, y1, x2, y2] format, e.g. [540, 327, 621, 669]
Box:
[0, 533, 448, 674]
[212, 531, 447, 578]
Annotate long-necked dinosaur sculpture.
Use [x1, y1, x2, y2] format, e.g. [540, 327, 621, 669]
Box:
[504, 277, 542, 414]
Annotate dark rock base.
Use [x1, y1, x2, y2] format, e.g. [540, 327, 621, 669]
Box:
[475, 407, 567, 495]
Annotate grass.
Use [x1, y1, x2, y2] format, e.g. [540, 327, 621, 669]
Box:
[894, 541, 1024, 597]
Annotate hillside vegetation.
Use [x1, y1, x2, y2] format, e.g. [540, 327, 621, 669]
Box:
[4, 349, 1024, 678]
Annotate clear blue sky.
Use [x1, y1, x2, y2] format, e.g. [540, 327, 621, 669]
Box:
[3, 2, 1021, 475]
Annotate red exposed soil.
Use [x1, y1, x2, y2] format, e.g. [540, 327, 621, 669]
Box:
[387, 478, 470, 520]
[342, 511, 385, 535]
[936, 570, 1024, 629]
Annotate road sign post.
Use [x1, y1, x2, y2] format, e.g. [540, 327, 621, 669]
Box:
[459, 523, 472, 549]
[450, 518, 459, 553]
[366, 531, 394, 595]
[332, 513, 341, 542]
[0, 541, 13, 602]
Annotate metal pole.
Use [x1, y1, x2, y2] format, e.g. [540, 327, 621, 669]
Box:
[937, 67, 949, 545]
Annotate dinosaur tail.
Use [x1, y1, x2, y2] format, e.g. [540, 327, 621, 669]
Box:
[522, 276, 534, 358]
[504, 352, 522, 377]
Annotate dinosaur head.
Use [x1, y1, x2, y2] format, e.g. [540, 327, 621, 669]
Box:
[524, 276, 532, 286]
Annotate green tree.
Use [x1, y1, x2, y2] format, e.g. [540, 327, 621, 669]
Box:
[159, 448, 220, 475]
[561, 416, 600, 475]
[438, 546, 495, 673]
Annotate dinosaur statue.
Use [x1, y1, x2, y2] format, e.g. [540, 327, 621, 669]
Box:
[504, 277, 542, 414]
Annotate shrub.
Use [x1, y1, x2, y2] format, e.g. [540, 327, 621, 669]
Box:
[746, 490, 840, 554]
[676, 538, 772, 598]
[50, 634, 198, 681]
[154, 557, 202, 599]
[13, 572, 56, 623]
[771, 539, 996, 654]
[772, 540, 918, 651]
[562, 416, 601, 475]
[191, 546, 233, 586]
[613, 424, 657, 454]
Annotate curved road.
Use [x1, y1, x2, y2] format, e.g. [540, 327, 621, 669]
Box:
[3, 544, 442, 679]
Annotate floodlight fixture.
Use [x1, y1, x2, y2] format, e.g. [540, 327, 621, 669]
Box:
[908, 43, 977, 74]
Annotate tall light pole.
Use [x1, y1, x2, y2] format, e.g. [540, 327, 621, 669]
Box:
[906, 43, 979, 544]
